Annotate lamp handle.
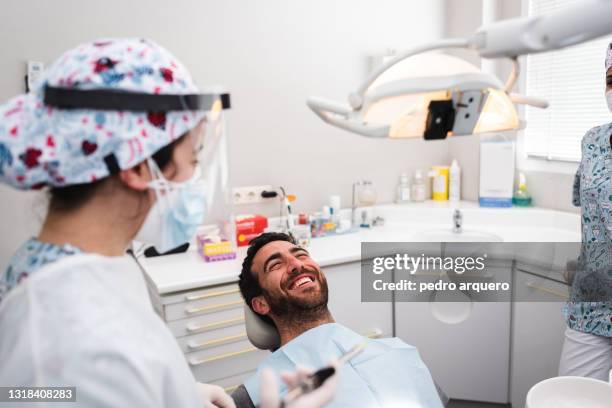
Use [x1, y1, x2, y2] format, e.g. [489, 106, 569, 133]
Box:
[306, 97, 389, 138]
[509, 93, 549, 109]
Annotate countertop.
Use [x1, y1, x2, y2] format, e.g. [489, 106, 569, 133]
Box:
[139, 201, 581, 295]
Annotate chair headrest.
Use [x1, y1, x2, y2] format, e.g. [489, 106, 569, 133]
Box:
[244, 305, 281, 351]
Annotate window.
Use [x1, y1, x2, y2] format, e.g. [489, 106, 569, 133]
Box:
[524, 0, 610, 162]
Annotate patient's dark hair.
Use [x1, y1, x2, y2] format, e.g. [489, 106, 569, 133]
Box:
[239, 232, 296, 327]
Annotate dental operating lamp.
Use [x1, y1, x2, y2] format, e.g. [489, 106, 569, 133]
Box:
[307, 0, 612, 140]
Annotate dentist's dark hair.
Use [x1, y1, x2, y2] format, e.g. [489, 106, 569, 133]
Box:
[48, 131, 185, 213]
[239, 232, 296, 327]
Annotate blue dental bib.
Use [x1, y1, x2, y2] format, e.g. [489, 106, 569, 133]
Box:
[244, 323, 443, 408]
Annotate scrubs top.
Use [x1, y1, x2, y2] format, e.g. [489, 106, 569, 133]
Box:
[565, 123, 612, 337]
[0, 237, 81, 305]
[0, 253, 203, 408]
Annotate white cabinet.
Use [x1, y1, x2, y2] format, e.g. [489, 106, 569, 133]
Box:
[325, 261, 393, 338]
[144, 251, 569, 403]
[394, 260, 512, 404]
[148, 260, 393, 393]
[150, 281, 270, 391]
[510, 269, 568, 408]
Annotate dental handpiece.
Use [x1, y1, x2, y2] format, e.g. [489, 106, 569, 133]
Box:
[280, 342, 366, 407]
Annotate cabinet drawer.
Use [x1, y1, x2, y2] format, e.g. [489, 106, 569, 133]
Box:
[175, 324, 248, 354]
[514, 270, 569, 302]
[167, 308, 245, 338]
[187, 339, 263, 368]
[159, 283, 240, 306]
[189, 342, 269, 383]
[164, 290, 243, 321]
[188, 328, 385, 385]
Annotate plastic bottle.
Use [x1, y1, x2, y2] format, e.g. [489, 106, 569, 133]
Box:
[512, 172, 532, 207]
[329, 195, 341, 223]
[411, 169, 426, 202]
[396, 173, 411, 203]
[429, 166, 449, 201]
[449, 159, 461, 202]
[358, 181, 377, 206]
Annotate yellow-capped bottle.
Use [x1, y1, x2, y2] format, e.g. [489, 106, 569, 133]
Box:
[429, 166, 449, 201]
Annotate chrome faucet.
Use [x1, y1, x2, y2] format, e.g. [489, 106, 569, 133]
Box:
[452, 209, 463, 233]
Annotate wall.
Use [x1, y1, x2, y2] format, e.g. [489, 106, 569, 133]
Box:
[444, 0, 580, 212]
[0, 0, 447, 269]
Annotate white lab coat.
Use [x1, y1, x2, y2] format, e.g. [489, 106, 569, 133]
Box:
[0, 253, 202, 408]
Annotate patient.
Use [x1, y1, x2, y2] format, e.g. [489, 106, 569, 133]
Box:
[232, 232, 446, 408]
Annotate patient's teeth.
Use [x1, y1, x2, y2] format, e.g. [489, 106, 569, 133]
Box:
[291, 276, 314, 289]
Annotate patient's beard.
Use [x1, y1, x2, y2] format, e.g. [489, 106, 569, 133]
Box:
[264, 269, 333, 344]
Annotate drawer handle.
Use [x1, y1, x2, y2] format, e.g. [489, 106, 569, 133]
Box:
[224, 384, 241, 393]
[188, 329, 382, 366]
[525, 282, 568, 299]
[189, 347, 258, 366]
[364, 329, 383, 339]
[186, 316, 245, 333]
[185, 288, 240, 301]
[186, 300, 244, 315]
[188, 332, 248, 350]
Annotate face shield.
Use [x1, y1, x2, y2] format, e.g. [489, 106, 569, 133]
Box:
[193, 104, 234, 244]
[43, 85, 233, 253]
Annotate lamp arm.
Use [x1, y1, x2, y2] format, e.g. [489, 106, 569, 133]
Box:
[350, 38, 471, 109]
[472, 0, 612, 59]
[503, 58, 520, 93]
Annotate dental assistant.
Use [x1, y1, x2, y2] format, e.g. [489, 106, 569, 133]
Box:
[559, 42, 612, 381]
[0, 39, 336, 408]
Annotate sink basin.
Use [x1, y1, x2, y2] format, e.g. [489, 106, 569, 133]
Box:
[416, 228, 503, 242]
[526, 375, 612, 408]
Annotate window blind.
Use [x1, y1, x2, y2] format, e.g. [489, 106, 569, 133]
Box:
[524, 0, 610, 162]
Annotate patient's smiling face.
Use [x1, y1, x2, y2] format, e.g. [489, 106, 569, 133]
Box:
[250, 240, 329, 321]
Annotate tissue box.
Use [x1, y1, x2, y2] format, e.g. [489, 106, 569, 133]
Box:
[479, 140, 515, 207]
[235, 214, 268, 246]
[196, 237, 237, 262]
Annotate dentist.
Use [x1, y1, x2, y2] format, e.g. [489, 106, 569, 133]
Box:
[0, 39, 335, 408]
[559, 42, 612, 381]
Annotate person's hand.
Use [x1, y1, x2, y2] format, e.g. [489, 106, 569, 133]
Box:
[259, 362, 338, 408]
[196, 382, 236, 408]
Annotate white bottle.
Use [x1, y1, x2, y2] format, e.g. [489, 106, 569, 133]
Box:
[329, 195, 341, 222]
[411, 169, 426, 202]
[396, 173, 411, 203]
[449, 159, 461, 202]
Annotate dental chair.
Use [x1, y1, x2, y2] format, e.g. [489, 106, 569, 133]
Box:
[241, 306, 450, 407]
[244, 305, 280, 351]
[229, 307, 281, 408]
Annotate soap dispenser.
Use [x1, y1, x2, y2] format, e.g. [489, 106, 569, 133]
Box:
[512, 172, 532, 207]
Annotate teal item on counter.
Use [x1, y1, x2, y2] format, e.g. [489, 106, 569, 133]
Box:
[512, 193, 532, 207]
[244, 323, 443, 408]
[512, 172, 532, 207]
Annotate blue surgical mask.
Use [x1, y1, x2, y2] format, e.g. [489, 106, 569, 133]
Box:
[135, 160, 207, 253]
